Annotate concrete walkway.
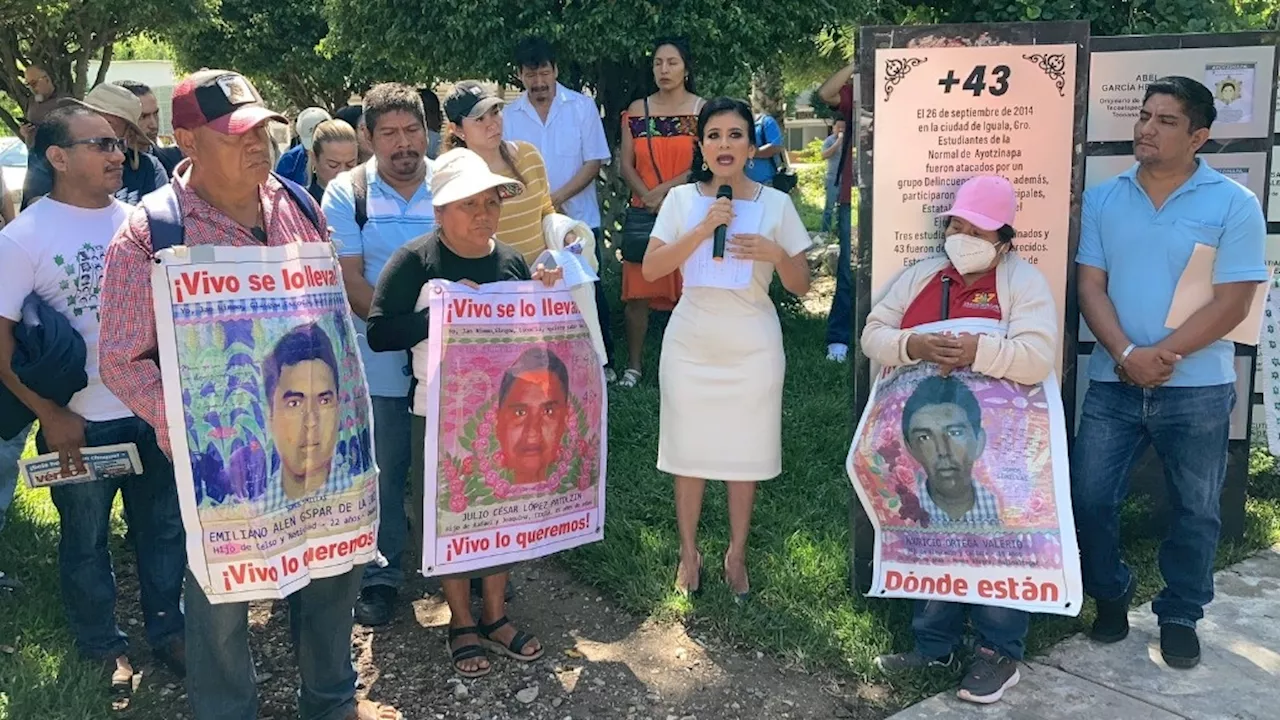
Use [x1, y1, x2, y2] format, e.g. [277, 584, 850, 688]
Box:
[889, 547, 1280, 720]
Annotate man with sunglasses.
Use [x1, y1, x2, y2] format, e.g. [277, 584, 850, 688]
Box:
[0, 104, 187, 695]
[21, 83, 167, 209]
[98, 69, 402, 720]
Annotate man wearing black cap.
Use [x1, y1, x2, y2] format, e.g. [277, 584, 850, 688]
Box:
[97, 69, 401, 720]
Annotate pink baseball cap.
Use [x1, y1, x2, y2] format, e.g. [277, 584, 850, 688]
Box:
[171, 69, 286, 135]
[944, 175, 1017, 231]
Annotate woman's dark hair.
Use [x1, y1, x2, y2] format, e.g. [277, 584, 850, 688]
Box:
[650, 36, 696, 95]
[443, 84, 526, 184]
[419, 89, 443, 135]
[996, 224, 1016, 247]
[688, 97, 755, 183]
[1143, 76, 1217, 132]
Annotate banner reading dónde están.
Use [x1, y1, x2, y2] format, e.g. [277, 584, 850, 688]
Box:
[419, 280, 607, 576]
[846, 318, 1081, 616]
[154, 243, 379, 603]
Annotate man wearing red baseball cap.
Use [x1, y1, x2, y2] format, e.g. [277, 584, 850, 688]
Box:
[97, 69, 401, 720]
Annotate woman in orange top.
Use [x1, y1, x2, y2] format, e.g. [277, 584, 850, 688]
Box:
[617, 37, 704, 388]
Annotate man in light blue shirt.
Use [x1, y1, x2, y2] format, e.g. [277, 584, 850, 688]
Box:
[322, 83, 434, 627]
[1073, 76, 1267, 670]
[745, 111, 784, 185]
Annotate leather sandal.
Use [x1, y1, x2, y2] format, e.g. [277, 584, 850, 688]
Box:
[447, 626, 492, 678]
[478, 615, 544, 662]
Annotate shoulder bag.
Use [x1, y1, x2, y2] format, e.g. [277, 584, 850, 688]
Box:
[620, 97, 665, 264]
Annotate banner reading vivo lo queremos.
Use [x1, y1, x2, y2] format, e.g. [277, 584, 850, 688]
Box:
[154, 243, 378, 603]
[847, 319, 1081, 616]
[420, 280, 606, 576]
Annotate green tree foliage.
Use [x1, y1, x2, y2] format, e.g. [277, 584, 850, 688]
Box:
[0, 0, 195, 134]
[166, 0, 384, 113]
[896, 0, 1261, 35]
[323, 0, 876, 143]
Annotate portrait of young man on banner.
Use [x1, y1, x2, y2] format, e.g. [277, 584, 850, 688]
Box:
[421, 281, 607, 577]
[848, 320, 1081, 616]
[153, 244, 379, 603]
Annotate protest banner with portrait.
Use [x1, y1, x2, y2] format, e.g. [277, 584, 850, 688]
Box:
[418, 280, 606, 576]
[847, 318, 1081, 616]
[153, 243, 379, 604]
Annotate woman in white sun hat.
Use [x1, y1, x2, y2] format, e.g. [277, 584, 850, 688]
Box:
[365, 148, 561, 678]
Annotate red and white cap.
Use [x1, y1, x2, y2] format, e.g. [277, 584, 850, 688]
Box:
[172, 69, 286, 135]
[944, 175, 1017, 231]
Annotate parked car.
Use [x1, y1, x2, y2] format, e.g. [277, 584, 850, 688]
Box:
[0, 137, 26, 211]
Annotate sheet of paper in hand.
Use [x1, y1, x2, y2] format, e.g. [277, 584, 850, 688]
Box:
[417, 280, 607, 576]
[680, 196, 763, 290]
[21, 442, 143, 489]
[152, 243, 379, 603]
[845, 318, 1082, 616]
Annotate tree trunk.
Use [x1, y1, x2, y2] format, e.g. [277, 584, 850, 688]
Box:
[751, 63, 786, 132]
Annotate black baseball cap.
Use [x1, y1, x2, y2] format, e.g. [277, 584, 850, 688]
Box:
[444, 81, 503, 124]
[172, 69, 285, 134]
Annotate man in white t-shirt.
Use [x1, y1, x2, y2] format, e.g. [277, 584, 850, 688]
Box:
[504, 36, 616, 375]
[0, 105, 186, 691]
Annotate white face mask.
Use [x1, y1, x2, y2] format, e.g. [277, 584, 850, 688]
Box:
[944, 233, 999, 274]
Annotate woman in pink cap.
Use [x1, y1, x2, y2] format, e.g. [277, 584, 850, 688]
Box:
[859, 175, 1057, 705]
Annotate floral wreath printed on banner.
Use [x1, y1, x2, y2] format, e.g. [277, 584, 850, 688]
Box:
[440, 395, 598, 513]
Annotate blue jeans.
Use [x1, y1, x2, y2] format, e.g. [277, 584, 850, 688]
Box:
[363, 396, 411, 590]
[1072, 381, 1234, 627]
[913, 600, 1029, 660]
[820, 180, 838, 232]
[36, 416, 186, 661]
[185, 566, 364, 720]
[824, 202, 853, 345]
[592, 227, 615, 367]
[0, 424, 29, 533]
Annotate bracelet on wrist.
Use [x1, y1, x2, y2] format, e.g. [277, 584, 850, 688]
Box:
[1119, 343, 1137, 364]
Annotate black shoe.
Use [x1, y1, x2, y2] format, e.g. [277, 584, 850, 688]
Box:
[354, 585, 397, 627]
[1090, 577, 1136, 644]
[1160, 624, 1201, 669]
[153, 636, 186, 678]
[957, 647, 1021, 705]
[470, 576, 515, 601]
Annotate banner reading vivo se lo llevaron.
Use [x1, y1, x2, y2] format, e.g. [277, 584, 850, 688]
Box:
[847, 319, 1081, 616]
[154, 243, 378, 603]
[419, 280, 606, 576]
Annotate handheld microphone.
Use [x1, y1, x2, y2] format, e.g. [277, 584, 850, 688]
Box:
[712, 184, 732, 261]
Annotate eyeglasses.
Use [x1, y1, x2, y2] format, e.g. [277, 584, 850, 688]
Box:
[58, 137, 127, 153]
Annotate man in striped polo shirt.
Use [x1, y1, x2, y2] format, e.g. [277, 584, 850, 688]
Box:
[322, 83, 434, 626]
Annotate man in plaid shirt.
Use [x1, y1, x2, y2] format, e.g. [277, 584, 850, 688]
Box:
[98, 69, 401, 720]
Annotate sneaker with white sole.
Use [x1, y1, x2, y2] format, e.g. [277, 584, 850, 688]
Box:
[957, 647, 1020, 704]
[827, 343, 849, 362]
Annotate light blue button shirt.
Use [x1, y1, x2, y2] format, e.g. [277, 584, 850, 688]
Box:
[1078, 159, 1267, 387]
[323, 158, 435, 397]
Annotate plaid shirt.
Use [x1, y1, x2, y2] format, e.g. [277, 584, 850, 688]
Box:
[918, 474, 1002, 528]
[98, 159, 329, 456]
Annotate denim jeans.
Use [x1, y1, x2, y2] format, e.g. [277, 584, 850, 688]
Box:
[592, 227, 615, 367]
[185, 566, 364, 720]
[913, 600, 1029, 660]
[363, 396, 411, 590]
[820, 180, 838, 233]
[0, 424, 29, 533]
[824, 202, 854, 345]
[1072, 381, 1234, 627]
[36, 416, 186, 661]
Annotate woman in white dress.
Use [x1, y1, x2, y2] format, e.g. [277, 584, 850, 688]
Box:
[641, 97, 812, 599]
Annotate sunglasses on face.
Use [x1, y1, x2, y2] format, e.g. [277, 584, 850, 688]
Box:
[59, 137, 127, 153]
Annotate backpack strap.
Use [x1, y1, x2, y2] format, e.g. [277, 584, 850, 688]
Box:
[271, 171, 322, 233]
[351, 163, 369, 231]
[142, 184, 185, 254]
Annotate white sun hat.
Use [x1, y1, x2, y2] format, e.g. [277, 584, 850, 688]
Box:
[430, 148, 524, 207]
